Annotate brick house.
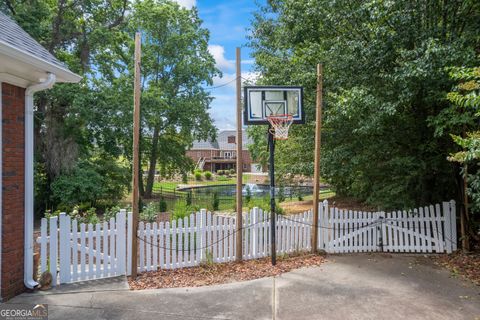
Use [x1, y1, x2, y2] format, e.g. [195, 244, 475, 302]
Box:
[186, 130, 261, 173]
[0, 12, 81, 300]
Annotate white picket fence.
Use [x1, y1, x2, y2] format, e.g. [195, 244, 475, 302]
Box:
[316, 200, 457, 254]
[36, 200, 457, 285]
[135, 208, 312, 272]
[36, 210, 127, 285]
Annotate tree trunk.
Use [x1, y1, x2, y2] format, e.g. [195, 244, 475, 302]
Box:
[144, 125, 160, 198]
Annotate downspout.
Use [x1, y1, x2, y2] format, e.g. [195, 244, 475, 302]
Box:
[24, 73, 56, 289]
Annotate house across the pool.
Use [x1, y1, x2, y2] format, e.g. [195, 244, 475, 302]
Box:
[186, 130, 263, 173]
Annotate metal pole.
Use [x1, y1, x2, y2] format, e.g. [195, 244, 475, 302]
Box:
[269, 127, 276, 265]
[235, 47, 243, 261]
[312, 63, 323, 252]
[131, 32, 141, 279]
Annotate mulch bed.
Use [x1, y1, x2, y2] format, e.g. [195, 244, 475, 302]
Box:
[433, 251, 480, 285]
[128, 253, 326, 290]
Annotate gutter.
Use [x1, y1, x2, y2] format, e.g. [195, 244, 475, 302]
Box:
[24, 73, 56, 289]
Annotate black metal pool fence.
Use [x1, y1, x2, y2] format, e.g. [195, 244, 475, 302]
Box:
[150, 184, 318, 211]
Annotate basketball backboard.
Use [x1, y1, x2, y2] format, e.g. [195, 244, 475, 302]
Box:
[243, 86, 304, 125]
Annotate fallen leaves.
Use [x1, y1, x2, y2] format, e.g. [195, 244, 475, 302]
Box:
[433, 251, 480, 286]
[128, 252, 326, 290]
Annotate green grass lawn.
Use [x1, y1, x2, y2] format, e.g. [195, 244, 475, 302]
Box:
[153, 175, 248, 191]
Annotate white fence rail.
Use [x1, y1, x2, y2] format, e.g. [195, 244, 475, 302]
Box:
[36, 200, 457, 285]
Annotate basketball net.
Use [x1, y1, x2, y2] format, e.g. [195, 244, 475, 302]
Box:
[267, 114, 294, 140]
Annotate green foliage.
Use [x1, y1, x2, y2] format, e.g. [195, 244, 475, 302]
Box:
[186, 192, 192, 206]
[247, 196, 284, 215]
[216, 175, 228, 181]
[182, 173, 188, 184]
[248, 0, 480, 209]
[195, 172, 202, 181]
[204, 171, 212, 180]
[217, 170, 224, 176]
[4, 0, 219, 210]
[212, 192, 219, 211]
[103, 206, 121, 221]
[172, 201, 195, 221]
[70, 206, 100, 226]
[50, 157, 129, 209]
[245, 185, 252, 203]
[140, 202, 158, 223]
[229, 169, 235, 175]
[278, 186, 285, 203]
[159, 197, 168, 213]
[445, 66, 480, 214]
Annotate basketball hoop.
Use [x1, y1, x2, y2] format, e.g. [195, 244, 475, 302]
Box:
[267, 114, 294, 140]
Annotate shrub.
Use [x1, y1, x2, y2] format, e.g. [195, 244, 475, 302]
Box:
[104, 205, 121, 221]
[172, 201, 194, 220]
[194, 172, 202, 181]
[217, 175, 228, 181]
[186, 191, 192, 206]
[245, 185, 252, 203]
[204, 171, 212, 180]
[217, 170, 224, 175]
[212, 192, 219, 211]
[278, 186, 285, 202]
[182, 173, 188, 183]
[140, 202, 158, 222]
[229, 169, 235, 175]
[159, 197, 167, 212]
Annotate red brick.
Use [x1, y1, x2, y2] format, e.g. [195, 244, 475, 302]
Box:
[2, 82, 26, 300]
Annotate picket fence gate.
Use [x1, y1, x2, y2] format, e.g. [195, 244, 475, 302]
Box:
[316, 200, 457, 254]
[36, 210, 128, 285]
[36, 200, 457, 285]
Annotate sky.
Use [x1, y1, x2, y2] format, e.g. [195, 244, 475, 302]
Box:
[175, 0, 264, 130]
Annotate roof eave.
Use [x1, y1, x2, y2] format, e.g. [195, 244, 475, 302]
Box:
[0, 40, 82, 83]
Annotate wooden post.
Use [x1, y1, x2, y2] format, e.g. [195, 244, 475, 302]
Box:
[235, 47, 243, 261]
[131, 32, 141, 278]
[312, 63, 323, 252]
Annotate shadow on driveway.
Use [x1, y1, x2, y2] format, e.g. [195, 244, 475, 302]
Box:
[5, 254, 480, 320]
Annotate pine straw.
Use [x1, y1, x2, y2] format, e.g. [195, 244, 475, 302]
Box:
[128, 253, 326, 290]
[433, 251, 480, 286]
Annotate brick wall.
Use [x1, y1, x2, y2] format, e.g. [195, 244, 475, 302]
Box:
[1, 82, 25, 300]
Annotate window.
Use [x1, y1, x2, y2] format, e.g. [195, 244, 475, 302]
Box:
[224, 152, 232, 158]
[243, 163, 248, 170]
[228, 136, 235, 144]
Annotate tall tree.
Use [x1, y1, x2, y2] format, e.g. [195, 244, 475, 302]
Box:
[248, 0, 480, 209]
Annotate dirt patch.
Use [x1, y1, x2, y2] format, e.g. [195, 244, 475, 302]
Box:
[433, 251, 480, 285]
[128, 252, 326, 290]
[280, 196, 375, 215]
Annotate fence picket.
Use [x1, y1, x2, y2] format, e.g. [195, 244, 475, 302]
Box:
[152, 223, 158, 271]
[50, 216, 58, 285]
[435, 204, 444, 253]
[178, 219, 183, 268]
[159, 221, 165, 268]
[165, 221, 171, 269]
[87, 223, 94, 279]
[139, 221, 145, 272]
[80, 224, 86, 280]
[72, 220, 78, 281]
[40, 218, 47, 273]
[443, 202, 452, 254]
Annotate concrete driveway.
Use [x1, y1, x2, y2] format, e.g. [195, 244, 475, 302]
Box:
[4, 254, 480, 320]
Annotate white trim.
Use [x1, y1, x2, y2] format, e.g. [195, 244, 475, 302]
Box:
[0, 41, 81, 83]
[0, 73, 29, 88]
[24, 73, 56, 290]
